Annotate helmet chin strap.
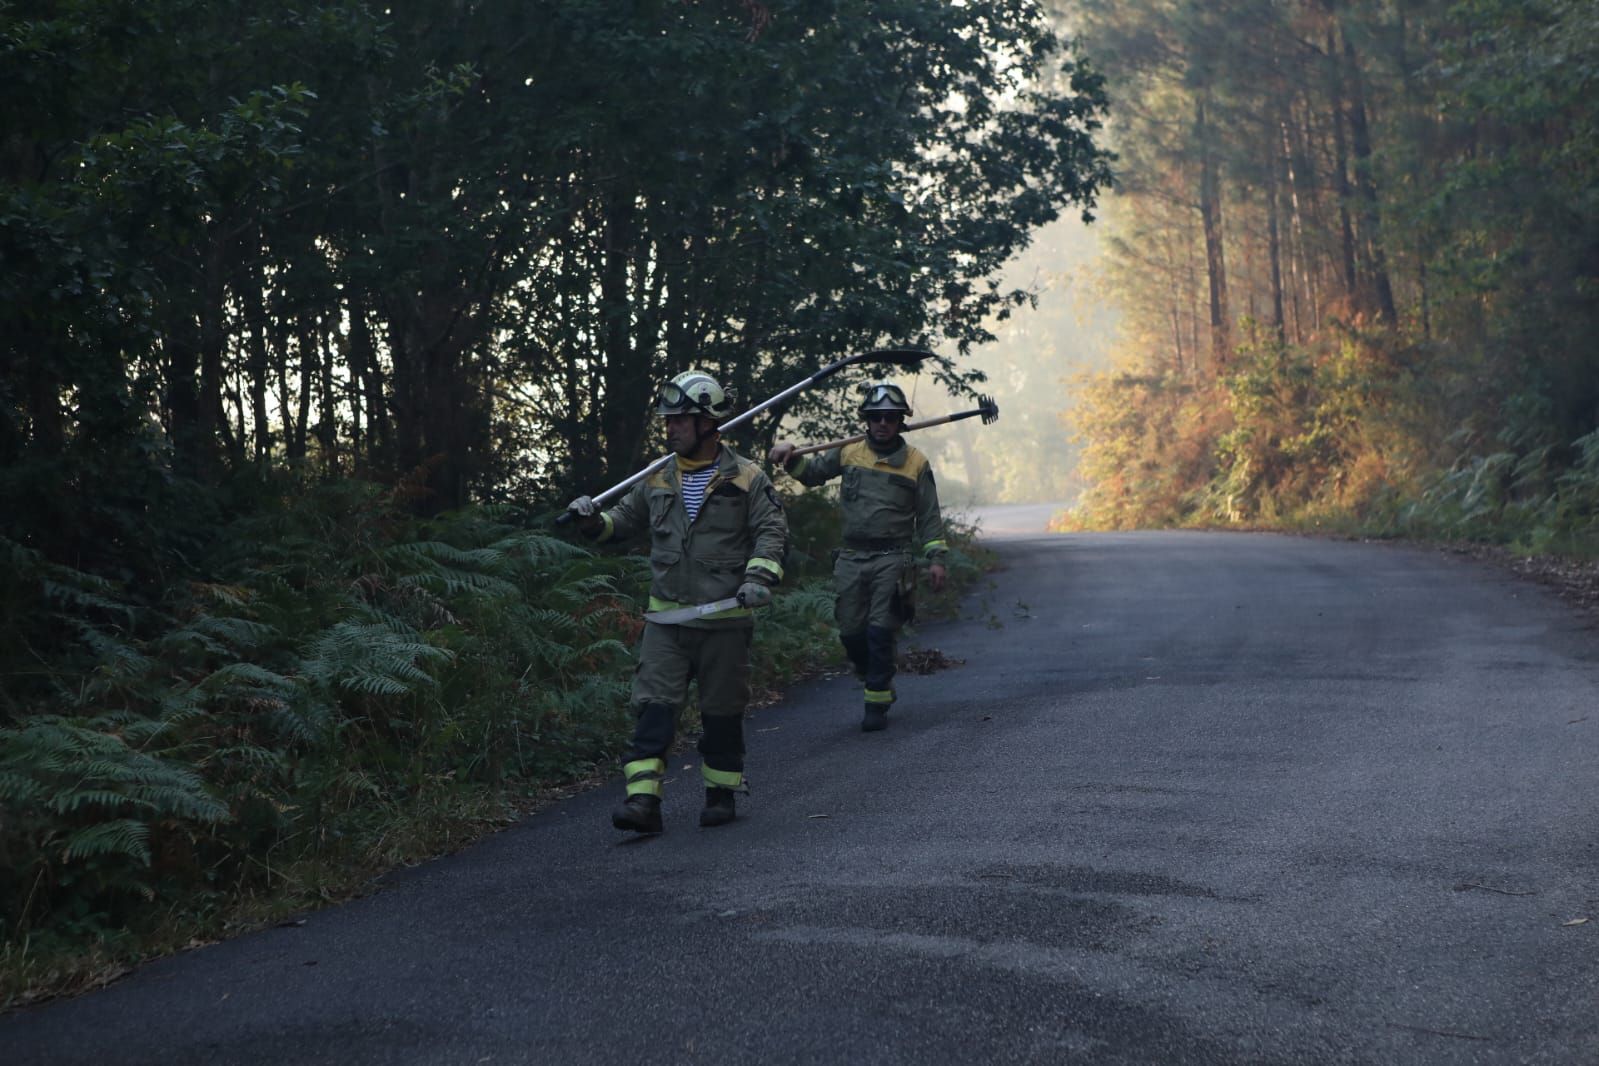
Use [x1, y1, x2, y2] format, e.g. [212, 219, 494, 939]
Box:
[675, 416, 720, 459]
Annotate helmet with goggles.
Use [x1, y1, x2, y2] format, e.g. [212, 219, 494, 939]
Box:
[858, 382, 912, 418]
[657, 370, 734, 421]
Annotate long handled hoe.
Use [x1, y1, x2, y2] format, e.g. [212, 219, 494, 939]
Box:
[783, 394, 999, 459]
[556, 348, 932, 523]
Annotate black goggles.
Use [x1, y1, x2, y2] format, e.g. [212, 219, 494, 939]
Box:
[658, 382, 706, 411]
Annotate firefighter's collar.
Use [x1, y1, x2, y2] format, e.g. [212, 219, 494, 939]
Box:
[867, 438, 909, 467]
[675, 452, 716, 472]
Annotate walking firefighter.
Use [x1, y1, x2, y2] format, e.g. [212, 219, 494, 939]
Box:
[567, 370, 788, 834]
[768, 383, 947, 732]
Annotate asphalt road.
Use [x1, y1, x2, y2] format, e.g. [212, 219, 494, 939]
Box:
[6, 512, 1599, 1064]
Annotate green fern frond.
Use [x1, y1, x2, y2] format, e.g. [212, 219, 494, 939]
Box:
[387, 541, 505, 570]
[68, 622, 153, 675]
[396, 570, 520, 598]
[0, 768, 47, 803]
[505, 532, 591, 567]
[163, 615, 276, 654]
[51, 788, 153, 815]
[204, 744, 285, 772]
[200, 661, 297, 695]
[61, 819, 151, 866]
[41, 576, 131, 619]
[338, 672, 414, 697]
[190, 582, 253, 607]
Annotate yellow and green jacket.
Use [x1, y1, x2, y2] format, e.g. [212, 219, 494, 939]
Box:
[785, 439, 947, 561]
[597, 445, 787, 627]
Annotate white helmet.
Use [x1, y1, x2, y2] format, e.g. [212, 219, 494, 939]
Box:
[657, 370, 734, 421]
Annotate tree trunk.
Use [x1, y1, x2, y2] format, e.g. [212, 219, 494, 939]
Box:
[1341, 27, 1398, 326]
[293, 319, 314, 463]
[598, 187, 653, 478]
[1328, 30, 1361, 312]
[1267, 117, 1287, 342]
[1196, 96, 1231, 370]
[241, 259, 272, 463]
[316, 323, 339, 475]
[348, 293, 389, 474]
[196, 231, 227, 481]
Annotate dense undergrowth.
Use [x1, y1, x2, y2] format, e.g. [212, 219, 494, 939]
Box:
[1058, 328, 1599, 558]
[0, 476, 982, 1008]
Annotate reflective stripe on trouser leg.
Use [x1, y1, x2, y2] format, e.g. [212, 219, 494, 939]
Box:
[865, 624, 896, 703]
[623, 757, 666, 797]
[698, 713, 745, 790]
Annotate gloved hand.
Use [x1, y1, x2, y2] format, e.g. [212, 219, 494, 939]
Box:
[737, 581, 772, 608]
[566, 495, 602, 535]
[767, 441, 796, 466]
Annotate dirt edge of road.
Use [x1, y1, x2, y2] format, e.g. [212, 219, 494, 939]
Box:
[1434, 541, 1599, 622]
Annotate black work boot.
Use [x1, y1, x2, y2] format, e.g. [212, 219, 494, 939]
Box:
[861, 703, 889, 732]
[699, 787, 737, 827]
[611, 793, 663, 834]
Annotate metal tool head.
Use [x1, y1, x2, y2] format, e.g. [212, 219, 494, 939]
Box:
[978, 394, 1000, 424]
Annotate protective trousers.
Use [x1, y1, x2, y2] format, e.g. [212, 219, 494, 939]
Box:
[621, 622, 750, 800]
[833, 550, 915, 706]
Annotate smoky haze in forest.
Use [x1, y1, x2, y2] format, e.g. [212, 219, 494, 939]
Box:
[910, 219, 1118, 508]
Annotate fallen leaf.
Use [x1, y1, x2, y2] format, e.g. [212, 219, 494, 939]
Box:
[1563, 917, 1590, 926]
[807, 813, 830, 819]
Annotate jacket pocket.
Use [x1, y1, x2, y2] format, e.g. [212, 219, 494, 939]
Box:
[841, 466, 861, 502]
[697, 553, 747, 600]
[648, 490, 676, 541]
[650, 548, 684, 600]
[894, 556, 918, 624]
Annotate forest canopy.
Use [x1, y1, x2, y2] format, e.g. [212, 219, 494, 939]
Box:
[3, 0, 1111, 540]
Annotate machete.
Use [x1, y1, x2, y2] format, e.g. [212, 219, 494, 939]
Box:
[643, 596, 746, 625]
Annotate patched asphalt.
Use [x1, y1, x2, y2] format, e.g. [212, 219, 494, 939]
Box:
[6, 515, 1598, 1064]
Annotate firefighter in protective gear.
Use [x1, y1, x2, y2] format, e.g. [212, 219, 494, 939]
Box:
[768, 382, 947, 732]
[567, 370, 788, 832]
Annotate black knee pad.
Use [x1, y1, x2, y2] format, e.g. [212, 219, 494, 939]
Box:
[865, 625, 897, 689]
[697, 714, 745, 770]
[840, 631, 870, 674]
[626, 701, 677, 760]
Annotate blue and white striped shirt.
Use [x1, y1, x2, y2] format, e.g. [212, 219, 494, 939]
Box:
[680, 466, 717, 522]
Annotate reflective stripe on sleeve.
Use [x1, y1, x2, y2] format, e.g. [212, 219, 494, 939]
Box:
[745, 557, 784, 583]
[922, 539, 948, 557]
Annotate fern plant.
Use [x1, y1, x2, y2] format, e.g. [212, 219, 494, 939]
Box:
[0, 715, 228, 929]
